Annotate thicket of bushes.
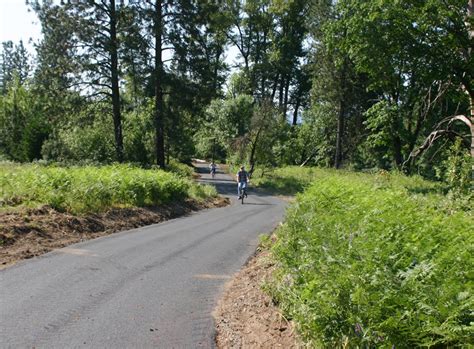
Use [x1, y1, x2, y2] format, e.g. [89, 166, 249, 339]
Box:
[268, 169, 473, 348]
[0, 163, 216, 214]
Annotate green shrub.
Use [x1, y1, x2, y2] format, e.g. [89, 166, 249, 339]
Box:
[188, 182, 218, 201]
[0, 163, 212, 214]
[251, 166, 323, 195]
[165, 159, 195, 178]
[270, 170, 473, 348]
[438, 139, 472, 197]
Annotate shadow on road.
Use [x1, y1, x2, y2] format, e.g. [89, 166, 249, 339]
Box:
[194, 165, 212, 174]
[201, 179, 238, 197]
[193, 163, 275, 199]
[240, 202, 275, 206]
[198, 177, 235, 183]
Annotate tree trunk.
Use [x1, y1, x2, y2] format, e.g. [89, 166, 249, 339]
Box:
[283, 77, 290, 117]
[248, 129, 262, 176]
[271, 73, 279, 101]
[292, 96, 300, 126]
[109, 0, 124, 163]
[278, 75, 284, 109]
[468, 0, 474, 162]
[334, 99, 344, 169]
[470, 93, 474, 161]
[393, 135, 403, 168]
[335, 63, 347, 169]
[248, 117, 266, 176]
[212, 48, 222, 98]
[154, 0, 165, 169]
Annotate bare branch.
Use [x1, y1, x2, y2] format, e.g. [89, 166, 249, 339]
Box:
[404, 113, 471, 167]
[449, 114, 472, 128]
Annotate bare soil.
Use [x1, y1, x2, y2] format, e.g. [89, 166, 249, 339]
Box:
[214, 247, 303, 348]
[0, 197, 228, 269]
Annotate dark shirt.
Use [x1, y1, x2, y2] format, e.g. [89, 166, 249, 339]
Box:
[237, 170, 248, 182]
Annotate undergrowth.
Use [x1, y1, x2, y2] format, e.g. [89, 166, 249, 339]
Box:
[0, 162, 217, 214]
[266, 168, 473, 348]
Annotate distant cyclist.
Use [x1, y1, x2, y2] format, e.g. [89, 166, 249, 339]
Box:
[236, 166, 249, 199]
[209, 162, 217, 178]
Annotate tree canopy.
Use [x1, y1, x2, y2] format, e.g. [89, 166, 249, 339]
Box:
[0, 0, 471, 188]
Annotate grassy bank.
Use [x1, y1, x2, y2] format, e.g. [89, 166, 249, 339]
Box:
[265, 168, 472, 347]
[0, 162, 217, 214]
[250, 166, 450, 196]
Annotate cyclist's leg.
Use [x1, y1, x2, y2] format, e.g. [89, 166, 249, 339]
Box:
[237, 182, 241, 198]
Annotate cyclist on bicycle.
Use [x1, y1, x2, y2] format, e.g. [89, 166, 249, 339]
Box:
[236, 166, 249, 199]
[209, 162, 217, 177]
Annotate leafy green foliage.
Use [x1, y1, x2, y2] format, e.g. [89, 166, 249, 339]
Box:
[269, 169, 473, 347]
[41, 103, 116, 163]
[306, 0, 472, 173]
[122, 102, 155, 165]
[165, 159, 195, 179]
[0, 40, 30, 93]
[0, 77, 50, 162]
[363, 100, 404, 169]
[0, 163, 215, 214]
[194, 95, 254, 160]
[435, 138, 473, 201]
[251, 166, 315, 195]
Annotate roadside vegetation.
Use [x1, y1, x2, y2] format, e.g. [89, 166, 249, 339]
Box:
[263, 168, 473, 348]
[0, 162, 216, 214]
[250, 166, 322, 195]
[0, 0, 472, 344]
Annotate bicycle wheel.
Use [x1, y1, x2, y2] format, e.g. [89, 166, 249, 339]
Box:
[241, 187, 246, 204]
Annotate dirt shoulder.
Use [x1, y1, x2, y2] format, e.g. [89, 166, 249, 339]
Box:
[214, 247, 303, 348]
[0, 197, 228, 269]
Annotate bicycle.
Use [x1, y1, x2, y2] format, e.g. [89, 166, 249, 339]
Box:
[210, 168, 216, 179]
[238, 183, 248, 204]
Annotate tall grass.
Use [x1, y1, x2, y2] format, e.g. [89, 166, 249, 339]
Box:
[267, 168, 473, 348]
[0, 162, 216, 214]
[251, 166, 449, 197]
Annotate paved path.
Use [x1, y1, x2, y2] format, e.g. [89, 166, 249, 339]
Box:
[0, 163, 286, 348]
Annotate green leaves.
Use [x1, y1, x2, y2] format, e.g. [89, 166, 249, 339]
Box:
[0, 77, 50, 162]
[269, 168, 473, 347]
[0, 163, 209, 214]
[314, 0, 472, 171]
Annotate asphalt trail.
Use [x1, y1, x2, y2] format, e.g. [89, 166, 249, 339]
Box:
[0, 163, 287, 348]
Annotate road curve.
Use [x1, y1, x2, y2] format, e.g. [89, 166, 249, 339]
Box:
[0, 163, 286, 348]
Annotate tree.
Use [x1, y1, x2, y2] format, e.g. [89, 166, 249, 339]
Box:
[0, 77, 49, 161]
[306, 0, 373, 169]
[332, 0, 473, 170]
[126, 0, 229, 167]
[411, 0, 473, 168]
[69, 0, 125, 162]
[0, 41, 30, 94]
[270, 0, 308, 115]
[31, 0, 127, 162]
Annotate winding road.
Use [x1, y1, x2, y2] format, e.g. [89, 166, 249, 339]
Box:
[0, 163, 287, 348]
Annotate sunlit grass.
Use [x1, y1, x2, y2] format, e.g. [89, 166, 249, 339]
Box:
[265, 167, 473, 347]
[0, 162, 217, 214]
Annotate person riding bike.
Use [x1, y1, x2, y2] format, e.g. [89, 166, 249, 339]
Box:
[236, 166, 249, 199]
[209, 162, 217, 178]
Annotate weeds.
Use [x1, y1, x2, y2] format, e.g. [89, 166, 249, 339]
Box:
[267, 168, 473, 348]
[0, 162, 216, 214]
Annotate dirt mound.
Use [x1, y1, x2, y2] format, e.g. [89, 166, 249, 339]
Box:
[0, 197, 228, 269]
[214, 248, 303, 348]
